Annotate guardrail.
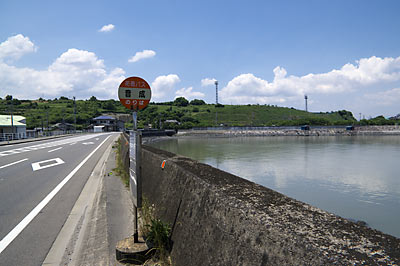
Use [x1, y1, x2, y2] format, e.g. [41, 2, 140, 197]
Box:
[0, 130, 90, 142]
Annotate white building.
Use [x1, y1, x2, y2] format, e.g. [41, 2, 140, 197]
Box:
[0, 114, 27, 140]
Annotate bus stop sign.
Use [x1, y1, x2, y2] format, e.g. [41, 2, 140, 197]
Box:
[118, 76, 151, 110]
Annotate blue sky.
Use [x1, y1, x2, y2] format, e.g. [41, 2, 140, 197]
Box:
[1, 0, 400, 118]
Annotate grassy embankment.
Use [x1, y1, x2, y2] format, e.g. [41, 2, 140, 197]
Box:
[150, 103, 356, 128]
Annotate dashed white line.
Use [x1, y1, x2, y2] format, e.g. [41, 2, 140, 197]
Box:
[48, 147, 63, 153]
[0, 135, 111, 254]
[0, 158, 29, 169]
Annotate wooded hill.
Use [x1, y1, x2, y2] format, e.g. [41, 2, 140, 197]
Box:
[1, 96, 396, 130]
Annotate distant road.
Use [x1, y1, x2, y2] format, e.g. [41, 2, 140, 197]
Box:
[0, 133, 118, 265]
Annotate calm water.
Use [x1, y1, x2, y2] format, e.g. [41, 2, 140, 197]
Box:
[150, 136, 400, 238]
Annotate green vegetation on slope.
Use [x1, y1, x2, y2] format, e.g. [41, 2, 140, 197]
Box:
[1, 95, 398, 130]
[0, 96, 128, 130]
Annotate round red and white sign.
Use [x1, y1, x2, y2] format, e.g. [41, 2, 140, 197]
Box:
[118, 76, 151, 110]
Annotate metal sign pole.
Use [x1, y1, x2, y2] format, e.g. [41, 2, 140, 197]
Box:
[132, 110, 139, 242]
[133, 111, 137, 131]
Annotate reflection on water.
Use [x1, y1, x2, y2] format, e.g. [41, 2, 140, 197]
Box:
[150, 136, 400, 238]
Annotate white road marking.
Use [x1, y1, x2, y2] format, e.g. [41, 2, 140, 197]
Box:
[48, 147, 63, 153]
[82, 142, 94, 145]
[0, 150, 21, 156]
[31, 158, 65, 171]
[0, 135, 111, 254]
[0, 134, 106, 157]
[0, 158, 28, 169]
[69, 142, 77, 146]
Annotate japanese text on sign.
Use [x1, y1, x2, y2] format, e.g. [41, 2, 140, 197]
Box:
[125, 80, 147, 88]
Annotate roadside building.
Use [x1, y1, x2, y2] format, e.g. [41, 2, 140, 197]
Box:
[0, 114, 27, 140]
[165, 119, 180, 124]
[93, 115, 125, 132]
[52, 122, 75, 132]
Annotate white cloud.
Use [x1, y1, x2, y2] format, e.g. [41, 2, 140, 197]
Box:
[201, 78, 217, 87]
[175, 87, 205, 100]
[89, 67, 126, 98]
[364, 88, 400, 106]
[0, 34, 37, 62]
[99, 24, 115, 32]
[273, 66, 287, 80]
[151, 74, 180, 101]
[220, 56, 400, 105]
[128, 50, 156, 63]
[0, 35, 125, 99]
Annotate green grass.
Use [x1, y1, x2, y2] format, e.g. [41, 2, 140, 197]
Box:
[113, 138, 129, 187]
[150, 104, 356, 128]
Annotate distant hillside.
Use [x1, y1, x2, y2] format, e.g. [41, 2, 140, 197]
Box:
[1, 96, 397, 129]
[148, 100, 356, 129]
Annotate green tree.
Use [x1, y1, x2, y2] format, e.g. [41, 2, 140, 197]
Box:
[103, 100, 116, 111]
[12, 98, 21, 105]
[173, 97, 189, 107]
[369, 115, 389, 125]
[190, 99, 206, 105]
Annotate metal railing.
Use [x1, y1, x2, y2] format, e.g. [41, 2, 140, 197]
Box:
[0, 130, 90, 142]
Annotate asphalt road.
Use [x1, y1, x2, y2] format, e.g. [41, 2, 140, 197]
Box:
[0, 133, 119, 265]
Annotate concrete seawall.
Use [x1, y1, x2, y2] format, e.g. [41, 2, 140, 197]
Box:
[141, 145, 400, 266]
[178, 125, 400, 137]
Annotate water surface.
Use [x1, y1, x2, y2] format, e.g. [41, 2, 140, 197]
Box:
[150, 136, 400, 238]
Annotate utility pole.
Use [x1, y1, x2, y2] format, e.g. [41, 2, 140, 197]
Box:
[62, 109, 66, 134]
[7, 96, 15, 140]
[41, 113, 44, 134]
[46, 106, 49, 135]
[73, 96, 77, 134]
[215, 80, 219, 105]
[11, 104, 14, 140]
[215, 80, 218, 126]
[304, 95, 308, 112]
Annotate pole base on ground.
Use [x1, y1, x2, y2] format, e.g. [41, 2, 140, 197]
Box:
[116, 236, 153, 265]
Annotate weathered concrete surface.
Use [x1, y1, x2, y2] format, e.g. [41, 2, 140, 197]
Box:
[141, 145, 400, 266]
